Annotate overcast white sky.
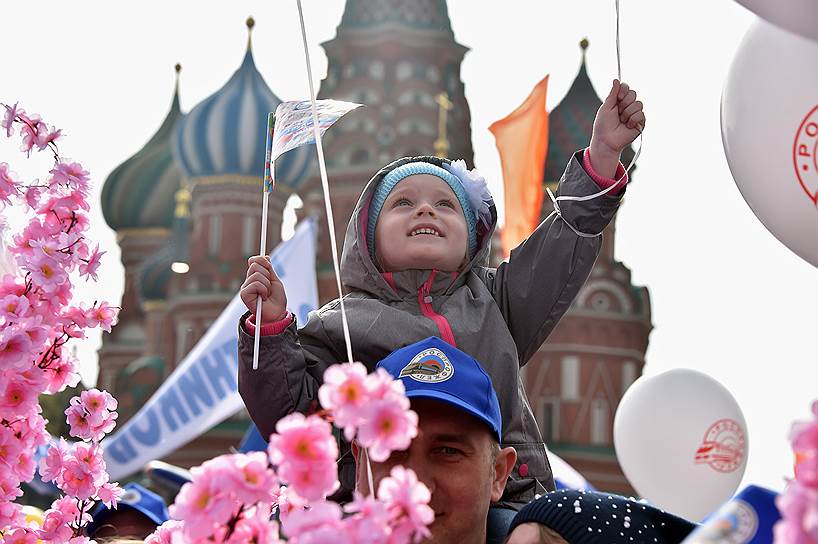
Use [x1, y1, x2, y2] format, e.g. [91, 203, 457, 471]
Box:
[2, 1, 816, 494]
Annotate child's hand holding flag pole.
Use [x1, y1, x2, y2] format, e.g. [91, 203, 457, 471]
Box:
[252, 100, 361, 370]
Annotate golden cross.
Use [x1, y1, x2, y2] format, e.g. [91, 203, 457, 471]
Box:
[434, 92, 453, 158]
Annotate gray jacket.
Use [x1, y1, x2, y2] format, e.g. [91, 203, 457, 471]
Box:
[238, 151, 623, 507]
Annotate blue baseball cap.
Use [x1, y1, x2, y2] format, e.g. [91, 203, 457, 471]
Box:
[86, 482, 169, 535]
[376, 336, 502, 443]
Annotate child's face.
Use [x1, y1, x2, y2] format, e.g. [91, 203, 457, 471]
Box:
[374, 174, 469, 272]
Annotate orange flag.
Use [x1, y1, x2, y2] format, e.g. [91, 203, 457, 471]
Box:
[489, 76, 549, 258]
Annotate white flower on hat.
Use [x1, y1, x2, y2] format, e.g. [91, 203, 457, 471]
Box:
[443, 159, 493, 229]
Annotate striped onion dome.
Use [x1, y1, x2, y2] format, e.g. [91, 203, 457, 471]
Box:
[172, 19, 313, 190]
[101, 66, 184, 231]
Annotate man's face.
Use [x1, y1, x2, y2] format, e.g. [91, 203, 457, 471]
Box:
[355, 398, 516, 544]
[373, 174, 470, 272]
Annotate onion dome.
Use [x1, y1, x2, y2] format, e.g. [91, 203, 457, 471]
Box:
[544, 39, 635, 183]
[101, 65, 184, 231]
[172, 17, 312, 190]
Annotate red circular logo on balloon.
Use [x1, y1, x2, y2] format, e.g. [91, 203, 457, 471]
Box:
[694, 419, 746, 473]
[793, 103, 818, 208]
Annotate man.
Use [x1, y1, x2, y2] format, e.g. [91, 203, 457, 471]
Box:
[85, 482, 170, 539]
[352, 336, 518, 544]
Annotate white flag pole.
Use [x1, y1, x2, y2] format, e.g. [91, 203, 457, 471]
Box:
[296, 0, 354, 364]
[253, 113, 276, 370]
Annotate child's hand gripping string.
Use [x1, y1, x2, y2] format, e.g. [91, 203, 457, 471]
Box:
[546, 79, 646, 239]
[589, 79, 645, 179]
[240, 255, 289, 326]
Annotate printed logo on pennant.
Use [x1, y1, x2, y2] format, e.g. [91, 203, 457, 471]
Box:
[794, 103, 818, 208]
[694, 419, 746, 473]
[399, 348, 454, 383]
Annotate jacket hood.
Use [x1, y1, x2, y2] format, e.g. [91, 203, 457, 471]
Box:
[340, 155, 498, 301]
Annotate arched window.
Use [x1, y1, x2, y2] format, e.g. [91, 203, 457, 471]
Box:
[561, 356, 580, 400]
[591, 398, 610, 445]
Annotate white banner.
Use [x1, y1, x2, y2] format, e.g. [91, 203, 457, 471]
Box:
[103, 219, 318, 480]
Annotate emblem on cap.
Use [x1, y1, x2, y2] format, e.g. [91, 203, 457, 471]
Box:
[399, 348, 454, 383]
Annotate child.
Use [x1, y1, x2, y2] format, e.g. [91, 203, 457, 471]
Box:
[238, 80, 645, 508]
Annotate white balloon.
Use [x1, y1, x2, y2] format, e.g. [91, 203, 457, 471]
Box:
[721, 19, 818, 268]
[614, 369, 748, 522]
[734, 0, 818, 42]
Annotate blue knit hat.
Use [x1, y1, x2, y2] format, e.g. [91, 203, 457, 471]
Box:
[366, 161, 478, 263]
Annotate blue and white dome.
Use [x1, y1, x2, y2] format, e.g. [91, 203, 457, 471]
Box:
[173, 34, 313, 190]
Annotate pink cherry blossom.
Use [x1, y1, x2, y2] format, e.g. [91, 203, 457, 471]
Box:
[1, 294, 30, 321]
[26, 253, 68, 292]
[170, 477, 236, 540]
[274, 485, 309, 524]
[2, 103, 22, 137]
[0, 329, 32, 370]
[776, 480, 818, 542]
[344, 493, 392, 544]
[279, 459, 340, 503]
[65, 403, 93, 440]
[282, 500, 344, 543]
[0, 500, 24, 532]
[45, 354, 82, 394]
[0, 474, 24, 502]
[10, 450, 37, 483]
[377, 466, 434, 544]
[23, 186, 40, 210]
[269, 413, 338, 466]
[792, 401, 818, 488]
[49, 161, 90, 192]
[36, 124, 61, 151]
[146, 519, 185, 544]
[97, 481, 124, 509]
[76, 389, 118, 439]
[39, 438, 67, 482]
[59, 457, 100, 500]
[79, 243, 104, 280]
[268, 413, 339, 501]
[319, 362, 370, 440]
[84, 301, 119, 332]
[2, 527, 39, 544]
[357, 398, 418, 462]
[0, 373, 39, 417]
[50, 494, 84, 523]
[71, 442, 107, 481]
[18, 113, 43, 156]
[224, 451, 278, 505]
[0, 162, 19, 205]
[226, 504, 280, 544]
[37, 508, 74, 542]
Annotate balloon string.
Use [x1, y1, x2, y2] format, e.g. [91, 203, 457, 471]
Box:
[545, 0, 643, 238]
[296, 0, 354, 364]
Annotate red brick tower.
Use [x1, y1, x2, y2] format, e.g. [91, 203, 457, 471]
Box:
[298, 0, 475, 303]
